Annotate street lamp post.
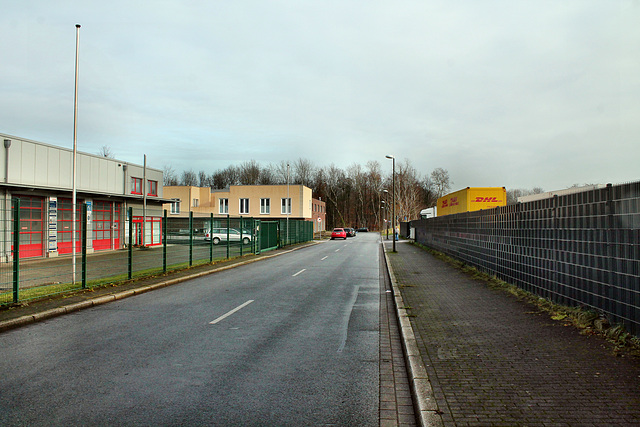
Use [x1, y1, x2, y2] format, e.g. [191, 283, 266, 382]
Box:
[382, 189, 389, 240]
[72, 24, 81, 284]
[380, 200, 386, 239]
[385, 155, 396, 252]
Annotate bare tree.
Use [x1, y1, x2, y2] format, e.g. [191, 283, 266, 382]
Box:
[258, 166, 276, 185]
[238, 160, 261, 185]
[180, 169, 198, 186]
[273, 161, 290, 185]
[198, 170, 209, 187]
[98, 145, 114, 158]
[163, 164, 178, 186]
[507, 187, 546, 204]
[293, 158, 314, 186]
[427, 167, 452, 200]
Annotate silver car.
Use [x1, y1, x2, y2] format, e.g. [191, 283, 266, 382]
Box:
[204, 228, 252, 245]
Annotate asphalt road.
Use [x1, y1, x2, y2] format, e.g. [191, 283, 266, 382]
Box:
[0, 233, 381, 426]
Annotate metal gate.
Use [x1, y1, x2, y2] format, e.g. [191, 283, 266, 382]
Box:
[259, 221, 279, 252]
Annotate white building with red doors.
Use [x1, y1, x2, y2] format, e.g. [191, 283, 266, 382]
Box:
[0, 133, 167, 260]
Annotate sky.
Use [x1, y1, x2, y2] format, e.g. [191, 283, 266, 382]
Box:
[1, 0, 639, 191]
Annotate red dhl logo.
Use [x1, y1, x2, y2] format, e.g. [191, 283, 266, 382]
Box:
[474, 197, 501, 203]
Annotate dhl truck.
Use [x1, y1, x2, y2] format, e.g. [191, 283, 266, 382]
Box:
[437, 187, 506, 216]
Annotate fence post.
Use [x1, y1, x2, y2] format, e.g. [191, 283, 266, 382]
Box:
[240, 216, 244, 257]
[128, 207, 133, 280]
[81, 203, 87, 289]
[189, 211, 193, 267]
[12, 199, 19, 303]
[605, 183, 614, 314]
[226, 214, 230, 259]
[209, 213, 213, 262]
[163, 210, 167, 273]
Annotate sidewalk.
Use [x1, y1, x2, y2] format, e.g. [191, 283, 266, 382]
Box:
[385, 240, 640, 426]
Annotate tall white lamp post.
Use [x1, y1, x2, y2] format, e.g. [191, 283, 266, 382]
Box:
[72, 24, 81, 284]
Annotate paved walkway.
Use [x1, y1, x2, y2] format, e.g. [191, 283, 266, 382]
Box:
[385, 240, 640, 426]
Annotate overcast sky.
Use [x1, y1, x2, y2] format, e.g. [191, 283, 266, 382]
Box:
[1, 1, 639, 191]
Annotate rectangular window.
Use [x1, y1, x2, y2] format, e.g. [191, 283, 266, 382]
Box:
[193, 198, 199, 208]
[239, 198, 249, 215]
[170, 199, 180, 214]
[281, 198, 291, 215]
[260, 198, 270, 214]
[148, 180, 158, 196]
[131, 177, 142, 195]
[219, 198, 229, 214]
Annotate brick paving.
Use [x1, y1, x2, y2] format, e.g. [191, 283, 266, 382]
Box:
[380, 243, 417, 426]
[385, 240, 640, 426]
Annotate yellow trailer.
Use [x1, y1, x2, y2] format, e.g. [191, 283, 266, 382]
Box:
[437, 187, 506, 216]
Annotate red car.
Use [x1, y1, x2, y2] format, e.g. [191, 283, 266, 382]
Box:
[331, 228, 347, 240]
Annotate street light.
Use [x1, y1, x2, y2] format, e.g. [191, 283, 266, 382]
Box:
[385, 155, 396, 252]
[380, 200, 386, 239]
[382, 190, 389, 240]
[72, 24, 81, 284]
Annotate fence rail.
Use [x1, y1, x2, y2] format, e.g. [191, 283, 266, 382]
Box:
[411, 181, 640, 337]
[0, 204, 313, 306]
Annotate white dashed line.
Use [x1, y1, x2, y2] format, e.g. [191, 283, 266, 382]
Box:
[209, 300, 254, 325]
[293, 269, 306, 277]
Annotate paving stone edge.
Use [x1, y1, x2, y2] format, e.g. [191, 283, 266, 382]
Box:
[383, 244, 444, 427]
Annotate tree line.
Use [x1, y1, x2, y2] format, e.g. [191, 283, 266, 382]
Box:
[163, 159, 453, 230]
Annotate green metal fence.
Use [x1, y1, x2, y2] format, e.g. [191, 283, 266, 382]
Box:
[0, 201, 314, 306]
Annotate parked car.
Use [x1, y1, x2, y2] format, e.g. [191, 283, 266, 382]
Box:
[331, 228, 347, 240]
[344, 227, 356, 237]
[204, 228, 252, 245]
[356, 227, 369, 232]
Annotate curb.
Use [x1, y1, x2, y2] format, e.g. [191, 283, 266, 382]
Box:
[0, 243, 315, 333]
[383, 244, 443, 427]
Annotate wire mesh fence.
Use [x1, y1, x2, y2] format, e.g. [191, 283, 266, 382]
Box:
[0, 202, 314, 306]
[412, 181, 640, 337]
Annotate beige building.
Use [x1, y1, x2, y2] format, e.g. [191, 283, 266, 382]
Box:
[163, 185, 326, 231]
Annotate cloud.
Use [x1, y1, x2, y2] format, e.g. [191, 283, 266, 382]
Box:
[1, 0, 639, 190]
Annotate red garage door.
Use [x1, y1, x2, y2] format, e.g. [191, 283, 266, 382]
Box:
[93, 201, 121, 251]
[57, 198, 82, 255]
[14, 196, 45, 259]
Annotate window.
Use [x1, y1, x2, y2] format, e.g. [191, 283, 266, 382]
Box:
[170, 199, 180, 214]
[148, 180, 158, 196]
[260, 198, 270, 214]
[193, 198, 199, 208]
[281, 198, 291, 215]
[219, 198, 228, 214]
[239, 198, 249, 215]
[131, 177, 142, 195]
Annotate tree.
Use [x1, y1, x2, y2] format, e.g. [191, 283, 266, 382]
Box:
[238, 160, 261, 185]
[293, 158, 314, 187]
[427, 167, 452, 200]
[163, 164, 178, 186]
[198, 170, 209, 187]
[272, 161, 290, 185]
[180, 170, 197, 186]
[98, 145, 114, 158]
[507, 187, 545, 204]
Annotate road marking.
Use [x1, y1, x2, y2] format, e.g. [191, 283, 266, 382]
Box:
[335, 249, 340, 252]
[209, 300, 254, 324]
[321, 256, 328, 261]
[293, 269, 306, 277]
